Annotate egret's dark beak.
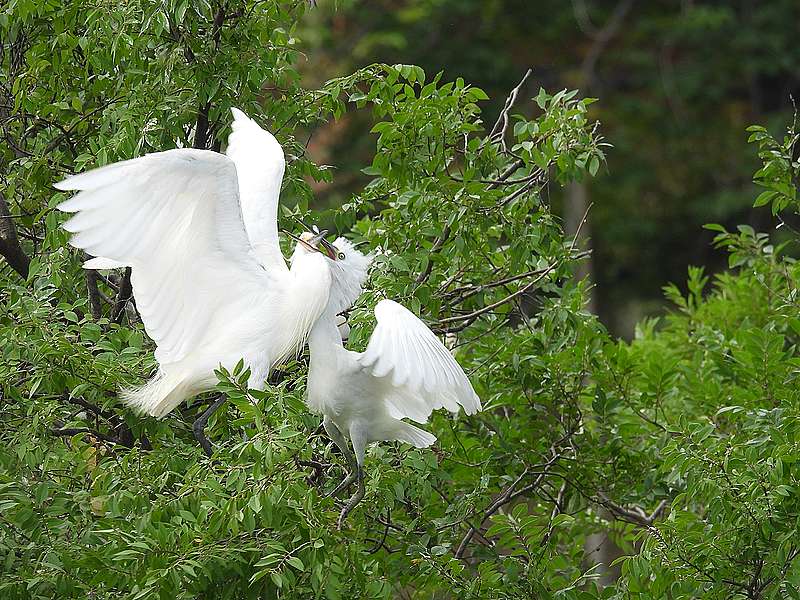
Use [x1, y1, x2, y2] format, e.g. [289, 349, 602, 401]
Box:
[297, 229, 325, 253]
[283, 228, 339, 260]
[318, 236, 338, 261]
[305, 230, 338, 260]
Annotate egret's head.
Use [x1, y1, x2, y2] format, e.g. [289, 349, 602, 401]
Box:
[326, 237, 374, 315]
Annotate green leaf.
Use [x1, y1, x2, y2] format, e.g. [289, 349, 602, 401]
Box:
[286, 556, 304, 571]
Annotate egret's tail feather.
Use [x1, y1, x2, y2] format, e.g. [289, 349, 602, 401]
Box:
[393, 421, 437, 448]
[121, 372, 190, 419]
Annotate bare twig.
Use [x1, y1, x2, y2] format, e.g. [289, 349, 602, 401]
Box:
[436, 262, 558, 326]
[488, 69, 533, 150]
[569, 201, 593, 254]
[596, 492, 668, 527]
[445, 266, 553, 306]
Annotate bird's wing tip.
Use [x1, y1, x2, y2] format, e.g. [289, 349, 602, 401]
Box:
[230, 107, 249, 121]
[83, 257, 126, 270]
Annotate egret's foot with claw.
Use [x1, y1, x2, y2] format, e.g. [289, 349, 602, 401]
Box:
[337, 467, 365, 529]
[326, 471, 357, 498]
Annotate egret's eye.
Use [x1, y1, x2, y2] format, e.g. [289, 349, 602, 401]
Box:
[338, 252, 346, 260]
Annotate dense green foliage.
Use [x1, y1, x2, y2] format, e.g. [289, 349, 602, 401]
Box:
[302, 1, 800, 330]
[2, 1, 800, 599]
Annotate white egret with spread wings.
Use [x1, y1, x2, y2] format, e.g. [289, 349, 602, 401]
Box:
[55, 108, 342, 455]
[303, 239, 482, 527]
[55, 107, 482, 525]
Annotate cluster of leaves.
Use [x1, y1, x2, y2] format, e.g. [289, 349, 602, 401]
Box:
[2, 1, 800, 599]
[600, 127, 800, 598]
[301, 1, 800, 330]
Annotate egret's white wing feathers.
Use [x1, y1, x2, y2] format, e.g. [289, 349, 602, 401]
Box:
[226, 108, 287, 272]
[82, 257, 125, 270]
[356, 299, 481, 422]
[56, 148, 273, 365]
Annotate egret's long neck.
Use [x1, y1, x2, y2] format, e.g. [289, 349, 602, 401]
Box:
[272, 252, 331, 367]
[308, 305, 343, 363]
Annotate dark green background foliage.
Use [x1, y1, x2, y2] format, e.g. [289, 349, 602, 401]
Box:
[302, 0, 800, 333]
[2, 1, 800, 599]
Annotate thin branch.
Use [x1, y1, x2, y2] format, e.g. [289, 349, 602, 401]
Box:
[0, 189, 30, 279]
[445, 266, 553, 309]
[596, 492, 668, 527]
[414, 224, 451, 286]
[454, 468, 531, 558]
[63, 394, 117, 422]
[436, 262, 558, 326]
[86, 269, 102, 319]
[367, 507, 392, 554]
[110, 267, 132, 324]
[487, 159, 526, 190]
[574, 0, 637, 87]
[51, 427, 122, 446]
[569, 200, 593, 254]
[488, 69, 533, 150]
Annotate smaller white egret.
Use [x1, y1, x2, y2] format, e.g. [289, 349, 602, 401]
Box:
[303, 239, 482, 527]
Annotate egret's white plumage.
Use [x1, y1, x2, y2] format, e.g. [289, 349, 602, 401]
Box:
[304, 239, 481, 526]
[56, 109, 336, 422]
[55, 106, 482, 490]
[227, 107, 286, 272]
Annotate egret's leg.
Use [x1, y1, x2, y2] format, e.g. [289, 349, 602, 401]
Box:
[337, 427, 367, 529]
[327, 468, 357, 498]
[337, 465, 364, 530]
[323, 417, 357, 497]
[193, 394, 227, 457]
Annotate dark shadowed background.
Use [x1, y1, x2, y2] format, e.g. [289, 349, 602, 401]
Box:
[298, 0, 800, 336]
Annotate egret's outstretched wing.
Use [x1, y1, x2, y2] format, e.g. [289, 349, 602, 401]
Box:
[356, 299, 481, 423]
[56, 149, 272, 364]
[226, 108, 287, 272]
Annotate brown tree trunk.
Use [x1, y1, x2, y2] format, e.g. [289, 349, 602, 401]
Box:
[0, 190, 30, 280]
[193, 101, 211, 149]
[569, 0, 638, 584]
[564, 180, 596, 313]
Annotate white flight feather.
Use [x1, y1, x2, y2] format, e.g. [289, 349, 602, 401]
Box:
[305, 239, 481, 470]
[227, 107, 287, 272]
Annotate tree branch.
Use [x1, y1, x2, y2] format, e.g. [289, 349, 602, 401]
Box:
[596, 492, 668, 527]
[111, 267, 132, 324]
[0, 190, 30, 280]
[86, 269, 102, 319]
[574, 0, 637, 87]
[51, 427, 122, 446]
[487, 69, 533, 150]
[193, 101, 211, 149]
[414, 224, 451, 285]
[436, 262, 558, 327]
